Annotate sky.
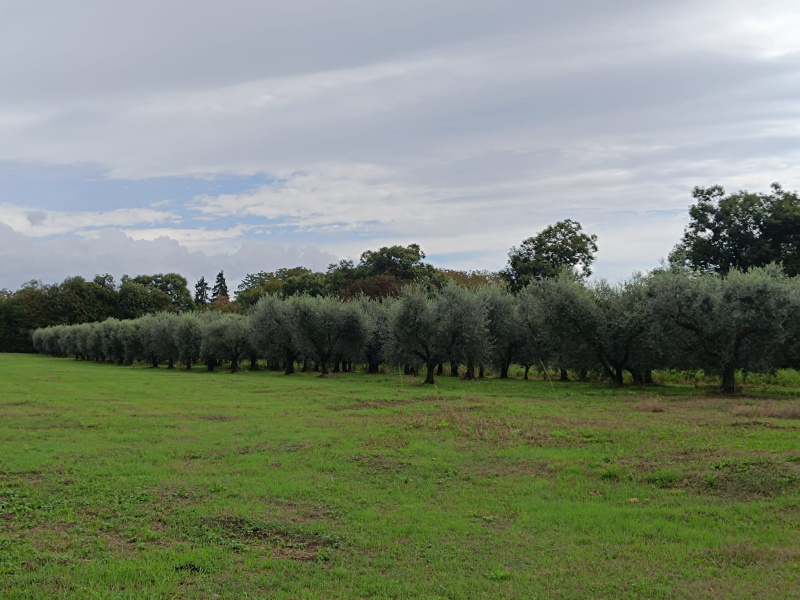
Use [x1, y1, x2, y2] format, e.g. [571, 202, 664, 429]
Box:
[1, 0, 799, 290]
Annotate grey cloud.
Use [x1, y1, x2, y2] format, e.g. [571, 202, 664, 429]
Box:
[1, 0, 652, 103]
[0, 223, 336, 290]
[25, 210, 46, 226]
[0, 0, 798, 280]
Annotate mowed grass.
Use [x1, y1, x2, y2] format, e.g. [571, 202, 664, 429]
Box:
[2, 355, 800, 599]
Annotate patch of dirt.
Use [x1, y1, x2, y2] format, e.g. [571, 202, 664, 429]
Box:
[728, 419, 793, 430]
[350, 454, 410, 474]
[400, 406, 612, 449]
[696, 460, 800, 500]
[698, 542, 800, 569]
[184, 441, 313, 461]
[198, 414, 235, 422]
[361, 434, 410, 450]
[633, 400, 666, 413]
[467, 458, 553, 478]
[196, 516, 342, 561]
[266, 498, 340, 523]
[0, 470, 44, 486]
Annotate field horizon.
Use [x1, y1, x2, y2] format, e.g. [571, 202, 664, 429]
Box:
[2, 353, 800, 599]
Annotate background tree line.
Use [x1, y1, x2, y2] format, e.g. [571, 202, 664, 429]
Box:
[0, 245, 495, 352]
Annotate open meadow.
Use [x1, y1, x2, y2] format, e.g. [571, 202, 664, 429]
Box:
[1, 354, 800, 599]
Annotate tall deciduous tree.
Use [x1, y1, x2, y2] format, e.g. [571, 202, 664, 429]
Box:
[235, 272, 284, 308]
[502, 220, 598, 292]
[132, 273, 194, 312]
[669, 183, 800, 276]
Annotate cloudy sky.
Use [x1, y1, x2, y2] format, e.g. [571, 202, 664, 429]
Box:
[1, 0, 799, 290]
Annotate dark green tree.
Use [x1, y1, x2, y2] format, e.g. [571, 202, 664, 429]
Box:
[502, 220, 598, 292]
[211, 271, 229, 301]
[132, 273, 194, 311]
[194, 276, 211, 305]
[235, 271, 284, 307]
[669, 183, 800, 276]
[279, 269, 330, 298]
[118, 279, 172, 320]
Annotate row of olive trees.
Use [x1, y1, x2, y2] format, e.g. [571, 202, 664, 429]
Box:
[31, 267, 800, 391]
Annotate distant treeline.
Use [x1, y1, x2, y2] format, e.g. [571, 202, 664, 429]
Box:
[31, 266, 800, 392]
[0, 244, 500, 353]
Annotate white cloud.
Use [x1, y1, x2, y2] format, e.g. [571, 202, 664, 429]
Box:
[0, 203, 180, 237]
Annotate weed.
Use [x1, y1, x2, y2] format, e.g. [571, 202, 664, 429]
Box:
[487, 569, 511, 581]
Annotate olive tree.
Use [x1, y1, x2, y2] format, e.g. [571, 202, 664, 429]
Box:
[386, 286, 454, 384]
[649, 266, 791, 392]
[290, 296, 369, 376]
[436, 285, 491, 380]
[175, 312, 203, 370]
[354, 296, 392, 374]
[249, 295, 301, 375]
[480, 286, 525, 378]
[200, 313, 251, 373]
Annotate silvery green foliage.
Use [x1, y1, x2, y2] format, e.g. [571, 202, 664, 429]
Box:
[249, 295, 301, 374]
[118, 319, 145, 365]
[353, 296, 392, 374]
[200, 312, 251, 372]
[98, 319, 125, 364]
[782, 282, 800, 369]
[31, 328, 46, 354]
[585, 277, 654, 385]
[530, 275, 654, 385]
[84, 322, 104, 360]
[140, 312, 181, 367]
[437, 284, 491, 379]
[479, 286, 525, 378]
[516, 282, 555, 371]
[62, 325, 82, 358]
[175, 312, 203, 369]
[386, 285, 453, 384]
[649, 266, 792, 392]
[290, 295, 369, 375]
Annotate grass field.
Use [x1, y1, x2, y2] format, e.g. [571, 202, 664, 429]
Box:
[2, 354, 800, 599]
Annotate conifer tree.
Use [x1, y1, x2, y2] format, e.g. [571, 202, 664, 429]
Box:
[211, 271, 229, 301]
[194, 276, 211, 305]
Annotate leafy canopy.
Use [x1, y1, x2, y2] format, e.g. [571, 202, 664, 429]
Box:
[502, 219, 598, 292]
[669, 183, 800, 276]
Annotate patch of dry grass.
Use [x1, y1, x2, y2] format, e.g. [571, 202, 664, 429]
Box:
[730, 404, 800, 419]
[633, 399, 666, 412]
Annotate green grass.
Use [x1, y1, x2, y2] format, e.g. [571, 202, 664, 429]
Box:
[2, 354, 800, 599]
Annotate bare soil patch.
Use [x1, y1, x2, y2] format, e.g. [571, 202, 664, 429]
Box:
[194, 516, 342, 561]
